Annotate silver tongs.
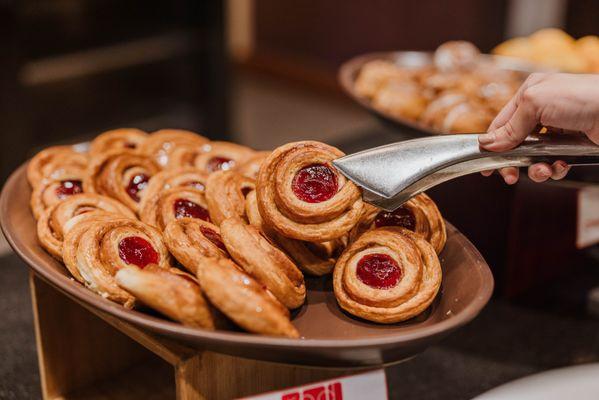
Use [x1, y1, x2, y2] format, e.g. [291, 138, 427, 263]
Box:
[333, 133, 599, 211]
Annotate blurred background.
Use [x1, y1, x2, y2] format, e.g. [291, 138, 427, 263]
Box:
[0, 0, 598, 399]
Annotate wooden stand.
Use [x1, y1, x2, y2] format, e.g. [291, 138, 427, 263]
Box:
[29, 273, 361, 399]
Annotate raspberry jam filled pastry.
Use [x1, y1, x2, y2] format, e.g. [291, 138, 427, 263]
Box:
[196, 258, 299, 338]
[256, 141, 363, 241]
[84, 150, 160, 212]
[140, 167, 209, 210]
[352, 193, 446, 254]
[204, 170, 255, 226]
[163, 218, 229, 274]
[220, 217, 306, 309]
[333, 227, 442, 323]
[167, 141, 255, 173]
[27, 145, 88, 188]
[37, 193, 135, 260]
[235, 151, 270, 179]
[30, 165, 87, 220]
[140, 187, 210, 230]
[89, 128, 148, 157]
[62, 217, 172, 307]
[245, 190, 338, 276]
[139, 129, 209, 167]
[116, 265, 215, 329]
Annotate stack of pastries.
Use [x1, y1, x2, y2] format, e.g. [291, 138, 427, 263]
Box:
[28, 128, 446, 337]
[354, 41, 523, 133]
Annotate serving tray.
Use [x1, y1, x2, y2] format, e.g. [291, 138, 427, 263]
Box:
[0, 162, 493, 367]
[338, 51, 532, 136]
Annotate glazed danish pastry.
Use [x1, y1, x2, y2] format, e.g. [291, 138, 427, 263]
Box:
[167, 141, 255, 173]
[220, 217, 306, 309]
[139, 129, 209, 167]
[333, 227, 442, 323]
[37, 193, 135, 260]
[89, 128, 148, 157]
[245, 190, 337, 276]
[30, 165, 87, 220]
[62, 217, 172, 307]
[163, 218, 229, 274]
[139, 168, 209, 211]
[196, 257, 299, 338]
[27, 146, 88, 188]
[84, 150, 160, 212]
[115, 265, 215, 329]
[351, 193, 446, 254]
[256, 141, 363, 241]
[235, 151, 270, 179]
[140, 187, 210, 231]
[204, 170, 255, 226]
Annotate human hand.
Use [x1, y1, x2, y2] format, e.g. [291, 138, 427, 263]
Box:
[478, 73, 599, 184]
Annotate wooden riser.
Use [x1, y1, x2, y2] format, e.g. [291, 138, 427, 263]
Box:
[30, 273, 360, 399]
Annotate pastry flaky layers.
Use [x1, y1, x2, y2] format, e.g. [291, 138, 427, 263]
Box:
[28, 130, 447, 336]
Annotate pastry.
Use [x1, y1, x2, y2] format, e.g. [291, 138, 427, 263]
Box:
[84, 150, 160, 212]
[372, 80, 428, 120]
[139, 168, 209, 211]
[246, 190, 337, 276]
[140, 187, 210, 230]
[355, 60, 415, 99]
[351, 193, 446, 254]
[196, 257, 299, 337]
[62, 217, 172, 307]
[139, 129, 209, 167]
[236, 151, 270, 179]
[37, 193, 135, 260]
[333, 227, 442, 323]
[421, 92, 493, 133]
[89, 128, 148, 157]
[220, 217, 306, 309]
[204, 170, 255, 225]
[163, 218, 229, 274]
[27, 146, 88, 188]
[116, 265, 215, 329]
[256, 141, 363, 241]
[30, 165, 87, 219]
[433, 40, 480, 72]
[167, 141, 255, 173]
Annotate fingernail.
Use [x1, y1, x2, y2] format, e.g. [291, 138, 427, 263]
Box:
[554, 161, 568, 174]
[478, 133, 494, 145]
[505, 175, 518, 185]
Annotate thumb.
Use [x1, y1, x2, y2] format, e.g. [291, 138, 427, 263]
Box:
[479, 99, 538, 152]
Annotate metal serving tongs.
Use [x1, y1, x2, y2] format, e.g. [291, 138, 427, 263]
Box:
[333, 133, 599, 211]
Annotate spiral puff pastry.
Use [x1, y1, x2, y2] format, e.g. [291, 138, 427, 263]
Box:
[139, 129, 209, 167]
[140, 187, 210, 231]
[163, 218, 229, 274]
[140, 168, 209, 210]
[167, 141, 255, 172]
[205, 171, 255, 226]
[236, 151, 270, 179]
[334, 227, 442, 323]
[89, 128, 148, 158]
[116, 265, 215, 329]
[30, 165, 87, 220]
[27, 145, 88, 188]
[37, 193, 135, 260]
[220, 217, 306, 309]
[63, 218, 172, 307]
[84, 150, 160, 212]
[352, 193, 446, 254]
[256, 141, 363, 241]
[246, 190, 338, 276]
[163, 219, 298, 337]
